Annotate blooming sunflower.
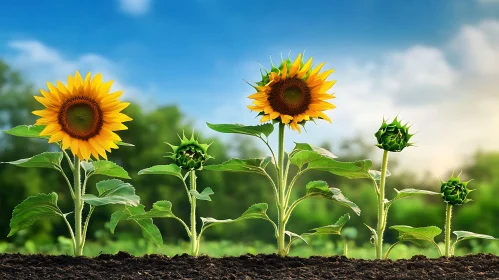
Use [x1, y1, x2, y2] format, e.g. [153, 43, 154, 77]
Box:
[33, 71, 132, 161]
[247, 53, 336, 132]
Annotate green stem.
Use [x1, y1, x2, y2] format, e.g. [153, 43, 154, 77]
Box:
[81, 205, 95, 250]
[376, 150, 389, 259]
[277, 123, 286, 257]
[189, 170, 198, 256]
[73, 157, 83, 256]
[445, 204, 453, 257]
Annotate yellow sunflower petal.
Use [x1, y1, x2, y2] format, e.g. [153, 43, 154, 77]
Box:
[290, 121, 301, 132]
[74, 71, 83, 87]
[89, 138, 108, 159]
[62, 134, 71, 150]
[48, 131, 65, 143]
[281, 61, 288, 79]
[281, 115, 293, 124]
[317, 111, 332, 123]
[103, 123, 128, 131]
[260, 115, 271, 123]
[297, 57, 313, 78]
[269, 111, 280, 120]
[40, 123, 61, 136]
[247, 105, 263, 112]
[69, 137, 80, 157]
[306, 62, 325, 82]
[79, 141, 91, 161]
[289, 53, 302, 77]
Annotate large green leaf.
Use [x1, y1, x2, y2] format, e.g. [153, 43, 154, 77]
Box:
[137, 164, 183, 180]
[290, 150, 371, 179]
[290, 143, 337, 159]
[203, 157, 271, 175]
[206, 123, 274, 138]
[2, 125, 48, 139]
[8, 193, 63, 237]
[109, 205, 163, 247]
[305, 181, 361, 215]
[200, 203, 270, 228]
[82, 179, 140, 206]
[385, 188, 440, 210]
[190, 187, 214, 201]
[2, 152, 63, 170]
[390, 225, 442, 247]
[84, 160, 130, 179]
[128, 200, 178, 220]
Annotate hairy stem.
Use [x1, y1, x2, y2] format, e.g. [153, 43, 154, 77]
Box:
[376, 150, 389, 259]
[277, 123, 286, 257]
[189, 170, 198, 256]
[73, 157, 83, 256]
[445, 204, 453, 257]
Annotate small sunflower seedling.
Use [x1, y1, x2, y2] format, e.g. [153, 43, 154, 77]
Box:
[386, 173, 497, 259]
[111, 131, 271, 256]
[2, 71, 136, 256]
[366, 117, 440, 259]
[206, 52, 373, 256]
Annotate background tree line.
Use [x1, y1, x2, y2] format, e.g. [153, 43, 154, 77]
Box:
[1, 60, 498, 250]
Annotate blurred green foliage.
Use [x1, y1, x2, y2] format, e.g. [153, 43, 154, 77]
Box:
[0, 60, 498, 256]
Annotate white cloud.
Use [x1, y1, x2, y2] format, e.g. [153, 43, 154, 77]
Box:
[209, 19, 499, 178]
[5, 40, 156, 107]
[119, 0, 151, 16]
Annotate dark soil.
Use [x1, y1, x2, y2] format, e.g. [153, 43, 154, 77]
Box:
[1, 252, 499, 280]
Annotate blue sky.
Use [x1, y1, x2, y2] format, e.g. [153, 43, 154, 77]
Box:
[0, 0, 498, 175]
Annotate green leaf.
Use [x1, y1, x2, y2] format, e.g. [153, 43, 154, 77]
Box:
[364, 223, 378, 244]
[290, 143, 337, 159]
[454, 231, 497, 243]
[203, 158, 271, 175]
[305, 181, 361, 215]
[303, 214, 350, 236]
[206, 123, 274, 138]
[285, 231, 308, 244]
[137, 164, 183, 180]
[2, 152, 63, 170]
[116, 141, 135, 147]
[128, 200, 178, 220]
[8, 193, 63, 237]
[390, 225, 442, 247]
[200, 203, 270, 227]
[290, 150, 372, 179]
[85, 161, 130, 179]
[190, 187, 214, 201]
[2, 125, 49, 139]
[385, 188, 440, 210]
[368, 169, 391, 181]
[82, 179, 140, 207]
[109, 205, 163, 247]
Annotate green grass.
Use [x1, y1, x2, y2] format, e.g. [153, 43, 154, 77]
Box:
[1, 237, 497, 259]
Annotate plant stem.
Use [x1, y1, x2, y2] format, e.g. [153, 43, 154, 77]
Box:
[277, 123, 286, 257]
[73, 157, 83, 256]
[189, 170, 198, 256]
[445, 204, 453, 257]
[376, 150, 389, 259]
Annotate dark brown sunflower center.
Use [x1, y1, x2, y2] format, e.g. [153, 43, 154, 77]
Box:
[58, 96, 103, 140]
[268, 77, 311, 116]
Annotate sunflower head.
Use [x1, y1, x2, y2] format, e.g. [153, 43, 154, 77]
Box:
[166, 131, 213, 170]
[247, 53, 337, 132]
[440, 173, 473, 206]
[374, 117, 414, 152]
[33, 71, 132, 161]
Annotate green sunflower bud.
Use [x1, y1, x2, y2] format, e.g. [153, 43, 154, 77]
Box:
[440, 174, 473, 206]
[166, 131, 213, 170]
[374, 117, 414, 152]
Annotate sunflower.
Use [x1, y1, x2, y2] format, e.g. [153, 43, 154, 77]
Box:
[247, 53, 336, 132]
[33, 71, 132, 161]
